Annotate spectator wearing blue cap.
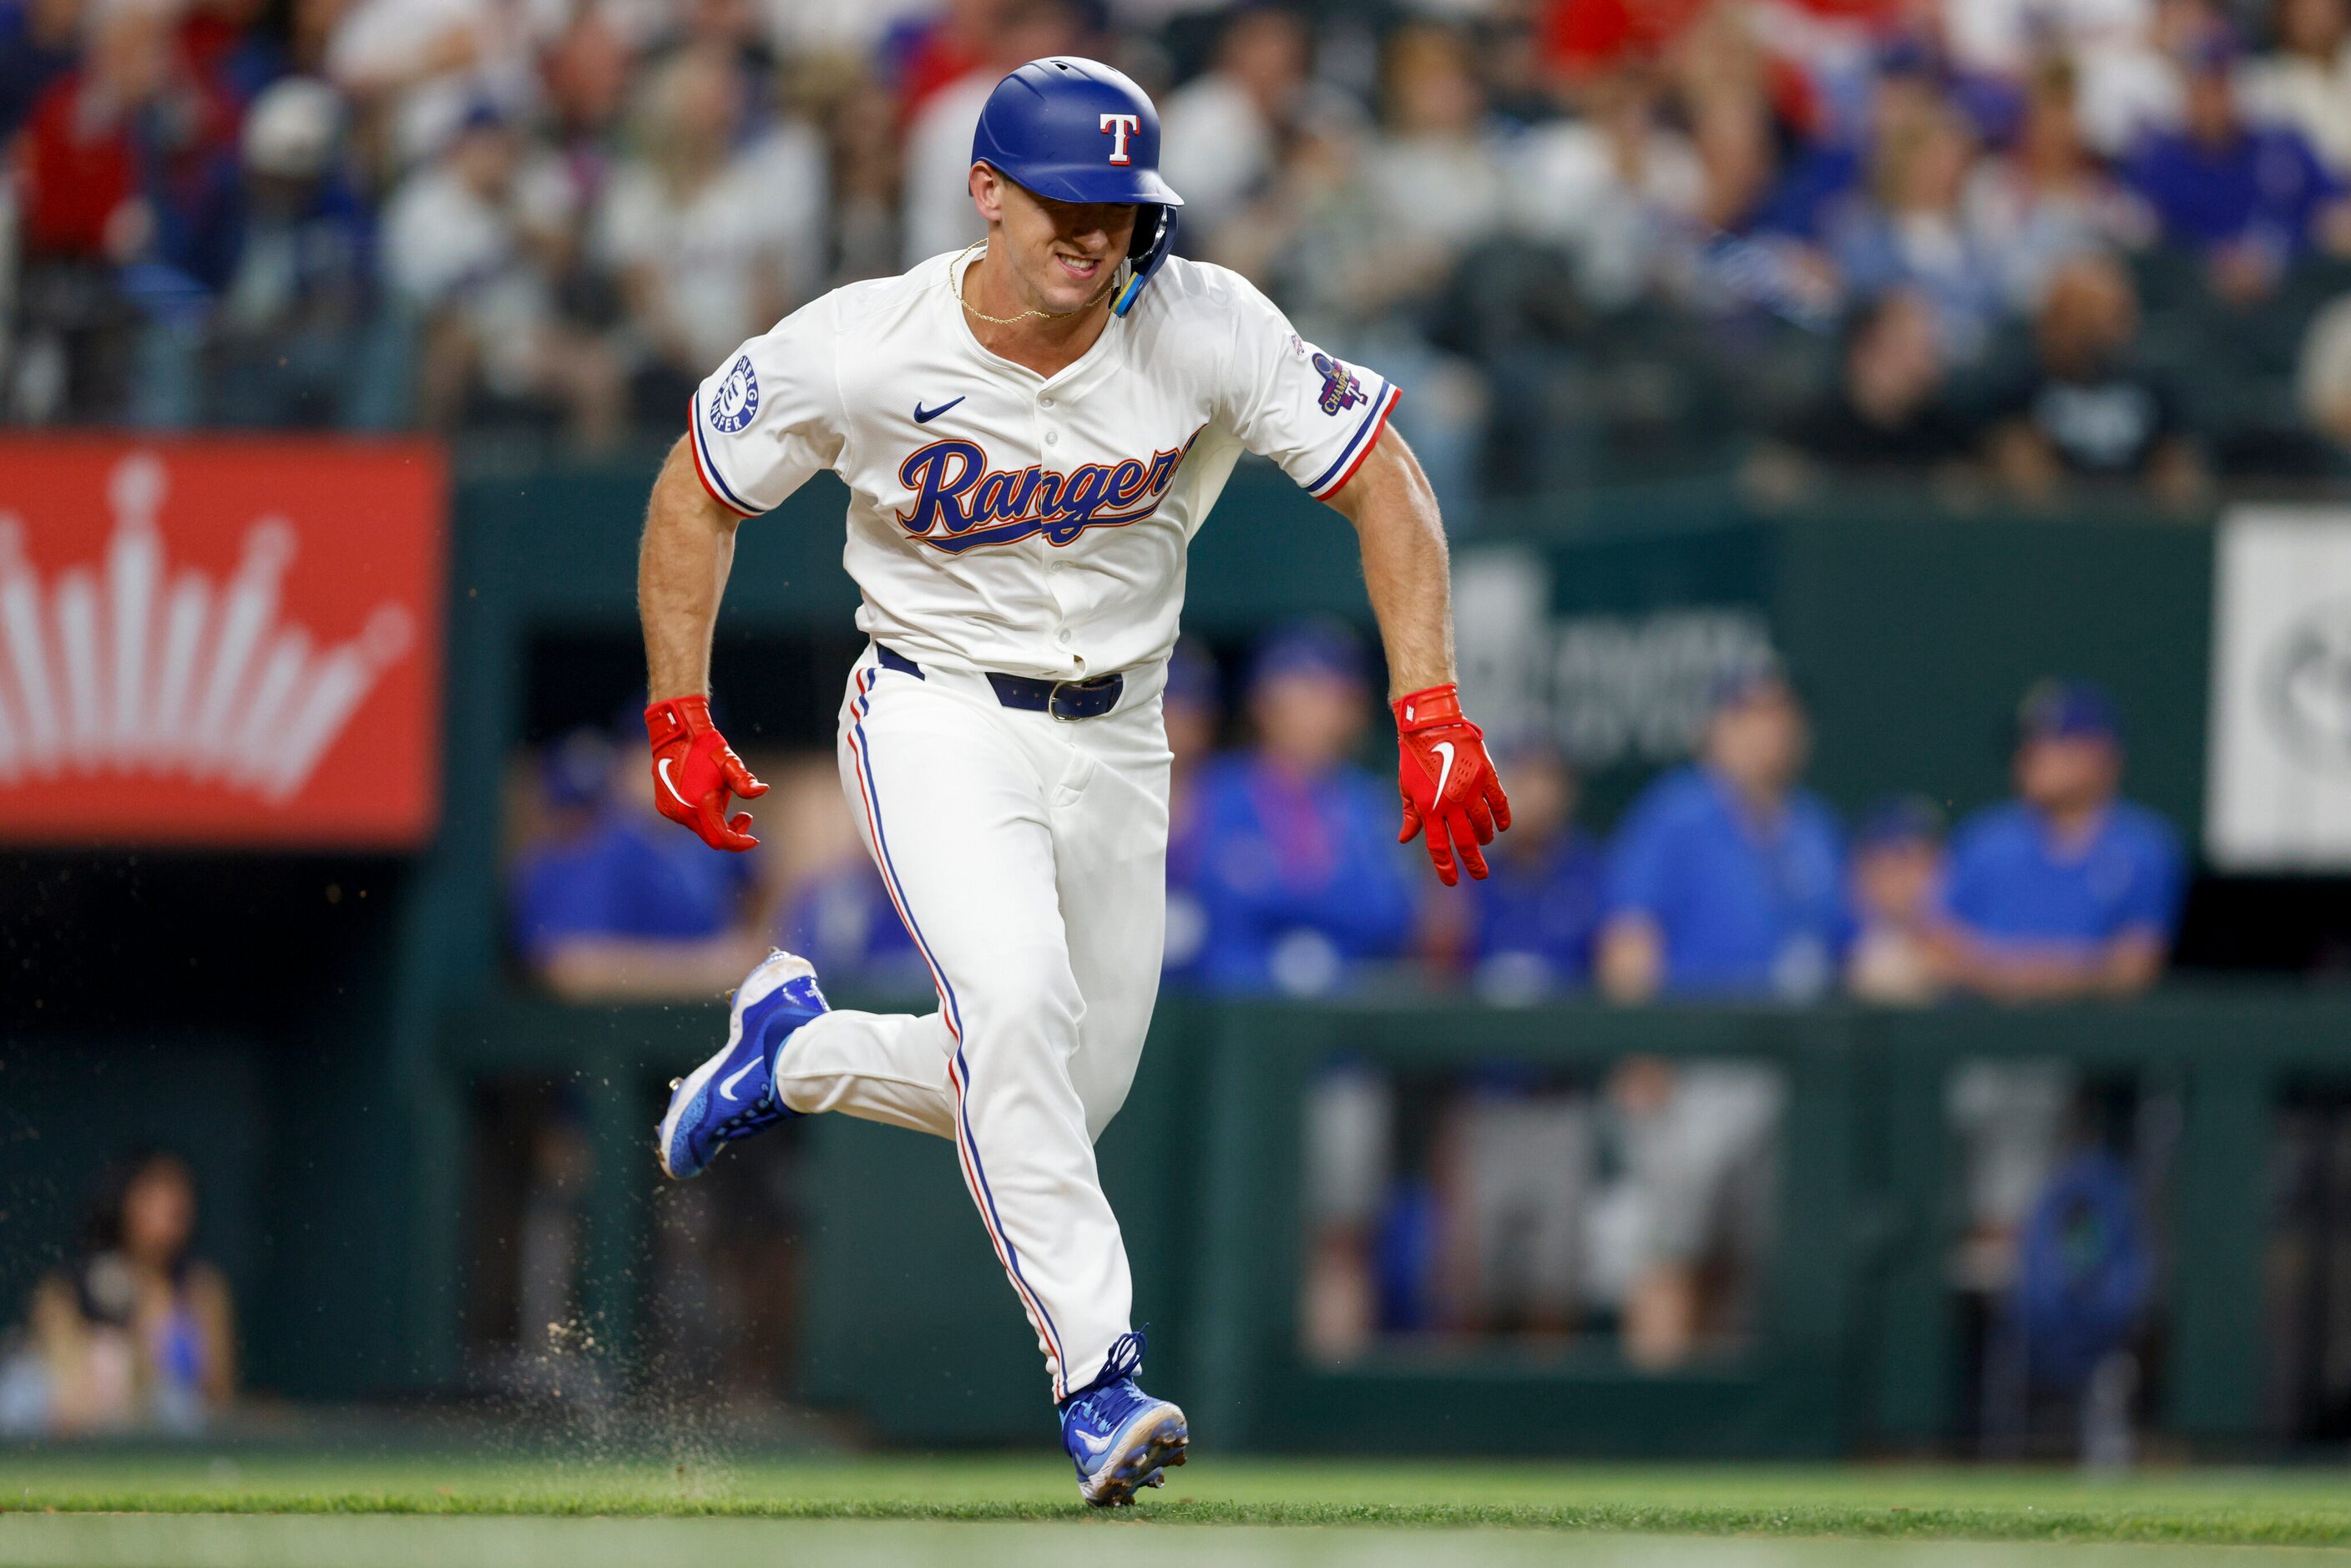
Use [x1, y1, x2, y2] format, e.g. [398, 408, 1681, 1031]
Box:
[1597, 661, 1849, 1002]
[510, 720, 764, 999]
[1847, 796, 1949, 1004]
[1431, 746, 1605, 1002]
[1187, 623, 1415, 997]
[1160, 639, 1223, 988]
[2126, 28, 2351, 304]
[1939, 680, 2185, 1000]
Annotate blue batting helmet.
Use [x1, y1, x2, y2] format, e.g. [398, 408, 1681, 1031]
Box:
[970, 56, 1185, 316]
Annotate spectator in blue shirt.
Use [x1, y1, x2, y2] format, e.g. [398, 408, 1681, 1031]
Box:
[1597, 661, 1848, 1001]
[510, 723, 763, 999]
[2126, 31, 2349, 304]
[1189, 622, 1415, 996]
[1438, 746, 1606, 1002]
[1595, 660, 1830, 1365]
[1941, 680, 2185, 1001]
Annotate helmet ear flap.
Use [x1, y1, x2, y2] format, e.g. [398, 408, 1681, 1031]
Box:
[1112, 205, 1179, 317]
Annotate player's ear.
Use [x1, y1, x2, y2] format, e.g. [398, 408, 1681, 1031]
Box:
[970, 162, 1004, 225]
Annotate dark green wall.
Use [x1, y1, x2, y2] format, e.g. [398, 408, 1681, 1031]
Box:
[1777, 509, 2212, 836]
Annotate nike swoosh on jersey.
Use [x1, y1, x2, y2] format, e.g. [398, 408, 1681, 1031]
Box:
[719, 1059, 760, 1102]
[1432, 740, 1456, 799]
[913, 397, 966, 424]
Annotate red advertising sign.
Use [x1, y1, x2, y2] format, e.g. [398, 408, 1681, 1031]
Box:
[0, 438, 445, 848]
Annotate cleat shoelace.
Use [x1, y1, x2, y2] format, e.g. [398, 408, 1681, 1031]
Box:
[1095, 1329, 1146, 1386]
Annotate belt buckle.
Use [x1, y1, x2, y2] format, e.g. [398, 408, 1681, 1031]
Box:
[1047, 674, 1115, 721]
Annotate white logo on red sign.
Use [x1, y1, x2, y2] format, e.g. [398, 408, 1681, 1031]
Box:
[0, 453, 413, 802]
[1099, 113, 1140, 166]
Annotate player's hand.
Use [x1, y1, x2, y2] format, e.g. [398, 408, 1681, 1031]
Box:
[644, 695, 769, 852]
[1392, 683, 1510, 887]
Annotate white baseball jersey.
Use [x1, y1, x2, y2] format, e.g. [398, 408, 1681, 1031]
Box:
[686, 249, 1401, 680]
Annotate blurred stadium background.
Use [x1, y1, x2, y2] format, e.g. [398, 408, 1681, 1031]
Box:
[8, 0, 2351, 1554]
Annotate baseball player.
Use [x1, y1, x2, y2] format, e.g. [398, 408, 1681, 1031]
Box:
[640, 57, 1510, 1504]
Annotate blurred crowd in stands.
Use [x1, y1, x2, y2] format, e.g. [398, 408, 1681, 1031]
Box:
[13, 0, 2351, 501]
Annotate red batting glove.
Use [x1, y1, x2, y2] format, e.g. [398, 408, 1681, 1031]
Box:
[1393, 683, 1511, 887]
[645, 695, 769, 852]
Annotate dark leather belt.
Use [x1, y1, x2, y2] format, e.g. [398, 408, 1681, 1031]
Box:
[876, 645, 1125, 721]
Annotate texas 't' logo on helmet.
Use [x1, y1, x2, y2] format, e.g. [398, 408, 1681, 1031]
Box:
[1099, 112, 1140, 165]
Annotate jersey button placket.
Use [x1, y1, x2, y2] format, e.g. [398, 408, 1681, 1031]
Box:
[1035, 396, 1077, 665]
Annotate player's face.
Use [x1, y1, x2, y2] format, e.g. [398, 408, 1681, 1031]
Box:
[121, 1159, 196, 1264]
[1251, 672, 1367, 773]
[2016, 734, 2120, 813]
[1854, 838, 1940, 922]
[979, 169, 1138, 315]
[1497, 751, 1571, 843]
[1706, 683, 1808, 797]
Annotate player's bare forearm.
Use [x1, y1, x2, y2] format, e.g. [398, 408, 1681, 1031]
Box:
[640, 437, 744, 701]
[1322, 432, 1454, 698]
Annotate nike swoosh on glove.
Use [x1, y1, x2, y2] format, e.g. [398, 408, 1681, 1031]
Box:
[1393, 683, 1511, 887]
[645, 695, 769, 852]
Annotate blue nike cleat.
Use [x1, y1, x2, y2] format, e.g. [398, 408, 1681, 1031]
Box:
[655, 949, 828, 1180]
[1060, 1331, 1187, 1506]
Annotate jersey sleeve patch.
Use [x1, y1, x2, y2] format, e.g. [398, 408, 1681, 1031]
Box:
[708, 354, 761, 432]
[689, 390, 762, 517]
[1306, 383, 1402, 498]
[1307, 347, 1369, 417]
[1211, 271, 1403, 498]
[685, 297, 847, 516]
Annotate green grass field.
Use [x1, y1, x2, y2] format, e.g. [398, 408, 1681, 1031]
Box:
[6, 1449, 2351, 1565]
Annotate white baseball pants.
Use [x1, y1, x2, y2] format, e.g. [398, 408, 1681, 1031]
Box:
[772, 643, 1171, 1401]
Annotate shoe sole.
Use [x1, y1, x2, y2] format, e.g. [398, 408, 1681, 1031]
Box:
[655, 949, 814, 1181]
[1079, 1404, 1189, 1507]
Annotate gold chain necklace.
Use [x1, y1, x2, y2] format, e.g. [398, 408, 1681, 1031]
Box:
[952, 240, 1124, 325]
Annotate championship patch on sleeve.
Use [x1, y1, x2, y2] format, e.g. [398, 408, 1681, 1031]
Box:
[709, 354, 761, 432]
[1311, 352, 1368, 417]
